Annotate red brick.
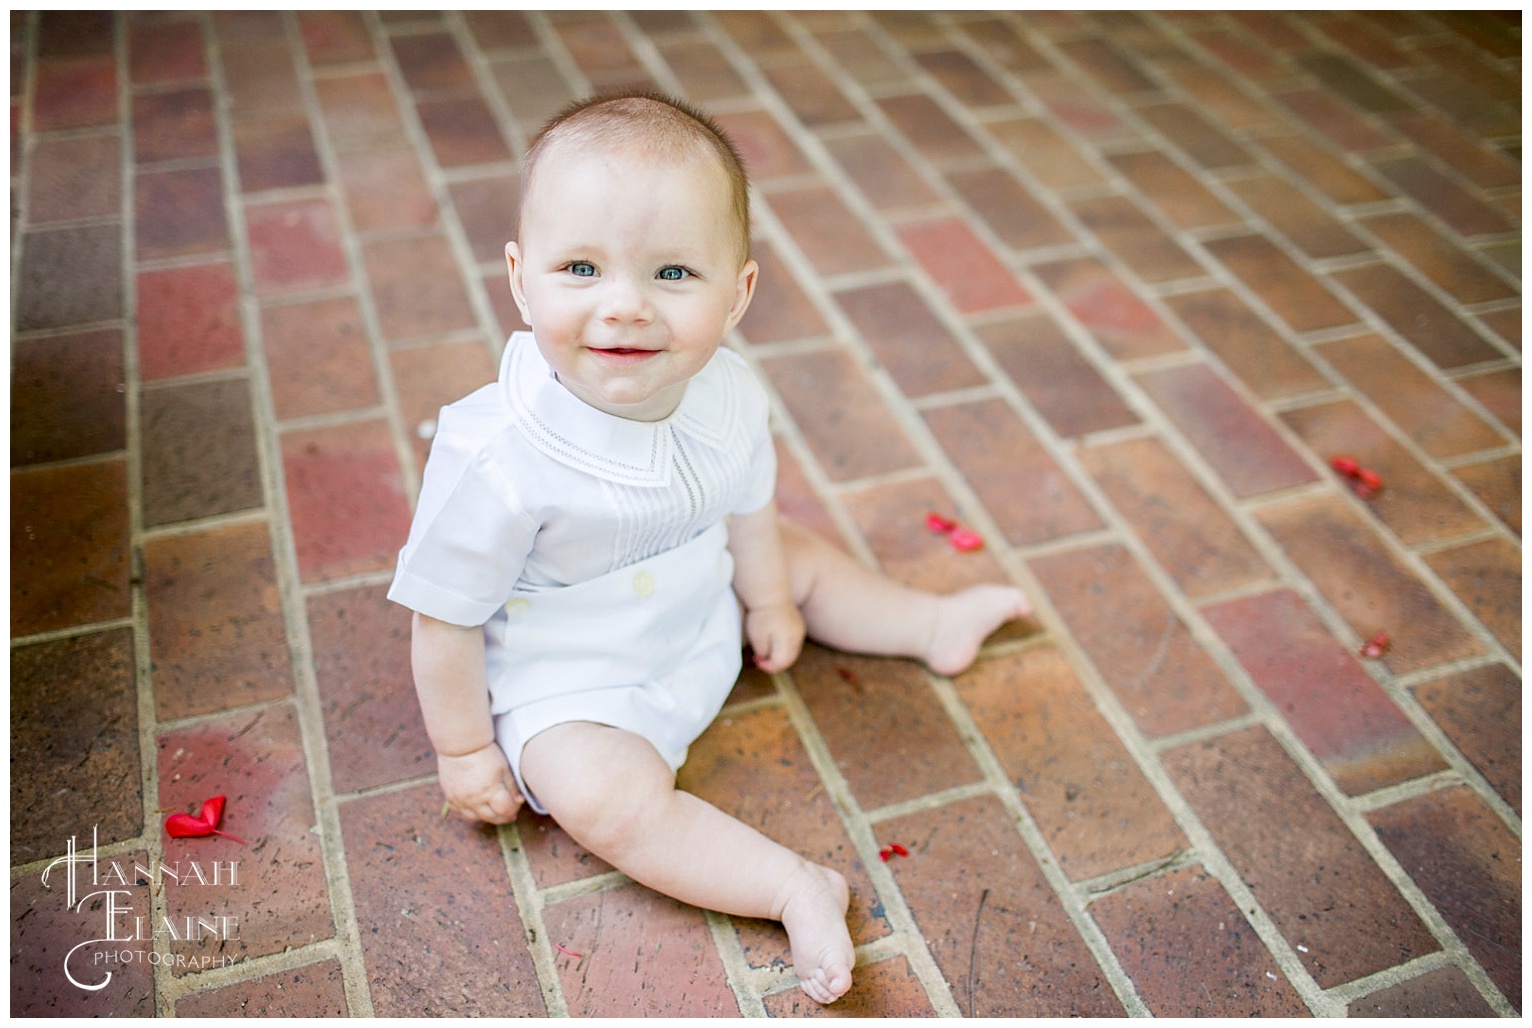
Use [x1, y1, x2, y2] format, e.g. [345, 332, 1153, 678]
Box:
[822, 130, 941, 211]
[916, 47, 1016, 106]
[296, 10, 374, 65]
[1162, 726, 1439, 987]
[1389, 112, 1521, 190]
[1315, 334, 1506, 459]
[1371, 155, 1514, 239]
[313, 73, 409, 152]
[446, 171, 518, 263]
[714, 108, 811, 180]
[1277, 88, 1395, 152]
[762, 955, 938, 1017]
[1256, 494, 1483, 675]
[895, 217, 1031, 315]
[766, 186, 890, 277]
[955, 17, 1053, 74]
[281, 419, 413, 583]
[659, 38, 749, 103]
[1034, 258, 1185, 361]
[135, 166, 229, 261]
[1413, 662, 1521, 815]
[834, 281, 984, 398]
[362, 234, 478, 342]
[1135, 362, 1316, 499]
[876, 92, 986, 163]
[924, 398, 1101, 546]
[1281, 398, 1487, 546]
[1067, 193, 1204, 284]
[132, 86, 217, 164]
[1079, 436, 1274, 600]
[10, 329, 125, 466]
[1164, 64, 1283, 133]
[1030, 74, 1139, 146]
[390, 32, 476, 94]
[1423, 537, 1520, 660]
[220, 38, 301, 119]
[1089, 865, 1308, 1016]
[758, 348, 921, 483]
[1163, 289, 1328, 402]
[737, 241, 828, 345]
[678, 703, 888, 970]
[176, 960, 349, 1017]
[388, 341, 498, 472]
[263, 296, 381, 420]
[416, 96, 514, 168]
[11, 459, 131, 636]
[975, 313, 1139, 439]
[956, 645, 1185, 880]
[340, 783, 546, 1016]
[880, 794, 1125, 1016]
[1360, 210, 1519, 305]
[814, 29, 907, 91]
[1204, 589, 1446, 795]
[244, 198, 349, 297]
[551, 14, 651, 92]
[792, 643, 981, 812]
[946, 166, 1074, 251]
[1367, 786, 1520, 1008]
[1203, 235, 1356, 334]
[762, 59, 859, 128]
[232, 115, 324, 193]
[713, 11, 799, 60]
[307, 584, 435, 794]
[158, 705, 334, 970]
[487, 55, 576, 136]
[136, 262, 244, 381]
[542, 881, 738, 1016]
[1028, 543, 1247, 738]
[32, 56, 118, 131]
[773, 441, 845, 550]
[1330, 263, 1504, 370]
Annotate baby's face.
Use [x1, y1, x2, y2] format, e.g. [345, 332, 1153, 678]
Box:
[507, 144, 757, 422]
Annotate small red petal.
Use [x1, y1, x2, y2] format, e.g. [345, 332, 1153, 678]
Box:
[926, 512, 958, 534]
[1356, 468, 1383, 490]
[165, 812, 214, 838]
[948, 527, 984, 552]
[555, 942, 584, 958]
[890, 843, 909, 857]
[1330, 456, 1361, 476]
[879, 846, 893, 862]
[199, 795, 227, 828]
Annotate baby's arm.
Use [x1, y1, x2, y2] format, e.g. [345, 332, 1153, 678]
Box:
[411, 613, 524, 823]
[728, 501, 806, 673]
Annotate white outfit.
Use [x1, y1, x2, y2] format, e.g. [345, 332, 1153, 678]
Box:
[388, 332, 776, 811]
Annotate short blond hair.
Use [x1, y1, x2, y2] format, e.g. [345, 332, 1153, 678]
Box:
[519, 91, 751, 264]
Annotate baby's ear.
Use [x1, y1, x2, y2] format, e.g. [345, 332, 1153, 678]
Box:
[505, 241, 531, 321]
[726, 258, 759, 331]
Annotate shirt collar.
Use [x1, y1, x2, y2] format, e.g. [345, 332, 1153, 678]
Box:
[498, 332, 736, 487]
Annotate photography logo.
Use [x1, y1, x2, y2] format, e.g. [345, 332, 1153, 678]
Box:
[40, 828, 243, 992]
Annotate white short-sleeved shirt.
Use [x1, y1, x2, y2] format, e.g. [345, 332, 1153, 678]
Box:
[387, 332, 776, 803]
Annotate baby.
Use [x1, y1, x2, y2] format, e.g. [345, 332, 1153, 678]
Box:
[388, 91, 1030, 1004]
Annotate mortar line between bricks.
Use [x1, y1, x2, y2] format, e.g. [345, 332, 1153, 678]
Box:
[195, 13, 377, 1015]
[701, 908, 770, 1017]
[495, 820, 570, 1018]
[767, 667, 962, 1015]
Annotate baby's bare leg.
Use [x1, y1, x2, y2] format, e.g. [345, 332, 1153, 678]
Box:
[780, 518, 1030, 675]
[520, 721, 854, 1004]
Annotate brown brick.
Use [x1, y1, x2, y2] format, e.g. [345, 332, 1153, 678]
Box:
[762, 955, 938, 1017]
[1281, 398, 1487, 546]
[762, 58, 859, 127]
[1255, 130, 1391, 206]
[877, 92, 986, 164]
[736, 241, 827, 344]
[880, 794, 1125, 1015]
[232, 115, 323, 193]
[176, 959, 350, 1017]
[1315, 333, 1506, 458]
[1256, 494, 1483, 675]
[388, 341, 498, 472]
[337, 148, 438, 235]
[1163, 725, 1439, 987]
[1413, 662, 1521, 816]
[132, 86, 217, 164]
[244, 198, 348, 298]
[1367, 786, 1520, 1008]
[390, 31, 476, 94]
[1135, 101, 1254, 169]
[313, 72, 409, 152]
[984, 116, 1108, 191]
[262, 296, 381, 421]
[1423, 537, 1520, 660]
[27, 134, 120, 224]
[975, 313, 1138, 439]
[1203, 234, 1356, 333]
[1277, 87, 1395, 152]
[822, 130, 942, 211]
[835, 281, 984, 398]
[1079, 436, 1274, 600]
[1225, 172, 1369, 258]
[946, 166, 1074, 251]
[542, 880, 738, 1016]
[1028, 543, 1247, 739]
[11, 629, 141, 858]
[758, 348, 921, 483]
[1452, 454, 1520, 537]
[1068, 193, 1204, 284]
[551, 13, 651, 92]
[12, 460, 132, 636]
[282, 419, 413, 584]
[16, 224, 123, 332]
[340, 783, 546, 1016]
[1205, 589, 1446, 795]
[446, 171, 517, 263]
[916, 48, 1016, 107]
[363, 234, 478, 342]
[924, 398, 1100, 546]
[1107, 149, 1241, 230]
[10, 329, 125, 466]
[297, 10, 374, 65]
[714, 108, 811, 180]
[1089, 865, 1308, 1016]
[1389, 112, 1521, 190]
[1361, 210, 1518, 306]
[1057, 36, 1158, 95]
[792, 643, 982, 812]
[840, 476, 1018, 597]
[1164, 289, 1328, 402]
[1331, 262, 1505, 370]
[32, 55, 119, 131]
[1370, 155, 1514, 239]
[766, 186, 890, 277]
[1029, 74, 1140, 146]
[1134, 362, 1316, 498]
[488, 54, 575, 137]
[140, 377, 263, 526]
[1347, 965, 1498, 1017]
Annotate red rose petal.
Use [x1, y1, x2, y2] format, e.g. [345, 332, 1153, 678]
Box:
[1330, 456, 1361, 476]
[948, 527, 984, 552]
[926, 511, 958, 534]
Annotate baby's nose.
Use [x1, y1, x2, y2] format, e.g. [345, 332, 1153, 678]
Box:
[598, 276, 653, 322]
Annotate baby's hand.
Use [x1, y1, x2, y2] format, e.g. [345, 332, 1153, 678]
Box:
[746, 601, 806, 674]
[437, 742, 524, 824]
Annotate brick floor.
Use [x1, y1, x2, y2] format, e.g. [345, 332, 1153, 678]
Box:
[8, 9, 1519, 1018]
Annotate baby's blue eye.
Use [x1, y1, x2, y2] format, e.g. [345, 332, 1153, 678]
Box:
[568, 261, 596, 277]
[657, 266, 689, 281]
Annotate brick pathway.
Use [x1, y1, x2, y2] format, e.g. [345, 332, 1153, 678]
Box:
[9, 9, 1520, 1018]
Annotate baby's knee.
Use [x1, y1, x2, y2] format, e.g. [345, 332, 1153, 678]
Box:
[520, 722, 673, 852]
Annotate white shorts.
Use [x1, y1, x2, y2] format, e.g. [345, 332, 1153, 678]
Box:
[485, 522, 742, 813]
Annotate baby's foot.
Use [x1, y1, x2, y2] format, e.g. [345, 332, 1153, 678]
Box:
[924, 584, 1032, 676]
[777, 862, 854, 1004]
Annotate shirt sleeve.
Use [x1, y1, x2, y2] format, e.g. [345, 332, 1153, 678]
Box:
[387, 425, 538, 627]
[729, 357, 779, 517]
